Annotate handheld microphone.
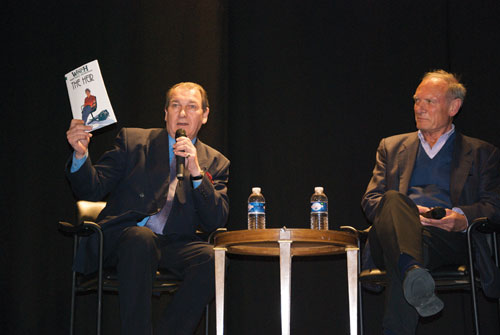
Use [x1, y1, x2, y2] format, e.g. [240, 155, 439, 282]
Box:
[421, 207, 446, 219]
[175, 128, 186, 180]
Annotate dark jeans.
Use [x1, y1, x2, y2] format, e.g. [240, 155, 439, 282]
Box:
[82, 105, 95, 124]
[368, 190, 467, 335]
[105, 226, 215, 335]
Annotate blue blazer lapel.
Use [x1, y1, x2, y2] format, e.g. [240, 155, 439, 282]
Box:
[398, 133, 419, 195]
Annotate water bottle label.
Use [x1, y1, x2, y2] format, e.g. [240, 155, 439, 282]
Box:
[311, 201, 327, 213]
[248, 202, 265, 213]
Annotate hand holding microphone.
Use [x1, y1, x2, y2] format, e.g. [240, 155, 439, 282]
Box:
[420, 207, 468, 232]
[421, 207, 446, 220]
[175, 129, 187, 180]
[174, 128, 203, 180]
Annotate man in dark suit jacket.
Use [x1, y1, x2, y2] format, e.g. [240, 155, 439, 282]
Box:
[361, 70, 500, 335]
[66, 82, 229, 335]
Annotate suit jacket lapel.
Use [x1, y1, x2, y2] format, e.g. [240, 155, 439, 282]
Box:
[194, 139, 209, 174]
[146, 129, 171, 205]
[398, 133, 419, 195]
[450, 133, 473, 205]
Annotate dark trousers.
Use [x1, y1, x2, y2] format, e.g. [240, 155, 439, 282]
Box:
[82, 105, 94, 125]
[105, 226, 215, 335]
[368, 190, 467, 335]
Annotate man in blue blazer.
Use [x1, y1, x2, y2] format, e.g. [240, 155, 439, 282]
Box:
[66, 82, 229, 335]
[361, 70, 500, 335]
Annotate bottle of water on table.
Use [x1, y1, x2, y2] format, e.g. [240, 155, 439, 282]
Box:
[310, 186, 328, 230]
[248, 187, 265, 229]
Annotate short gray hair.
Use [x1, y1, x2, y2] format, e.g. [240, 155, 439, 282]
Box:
[422, 70, 466, 101]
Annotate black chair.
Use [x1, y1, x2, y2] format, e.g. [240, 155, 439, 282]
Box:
[341, 217, 500, 335]
[59, 200, 222, 335]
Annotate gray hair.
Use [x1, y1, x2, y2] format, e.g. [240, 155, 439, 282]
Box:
[422, 70, 466, 101]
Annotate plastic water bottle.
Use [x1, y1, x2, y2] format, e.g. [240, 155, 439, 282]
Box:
[248, 187, 265, 229]
[310, 186, 328, 230]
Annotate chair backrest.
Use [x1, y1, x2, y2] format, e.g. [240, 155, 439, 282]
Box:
[77, 200, 106, 223]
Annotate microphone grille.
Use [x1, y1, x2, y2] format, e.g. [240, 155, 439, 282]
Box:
[175, 128, 187, 138]
[431, 207, 446, 219]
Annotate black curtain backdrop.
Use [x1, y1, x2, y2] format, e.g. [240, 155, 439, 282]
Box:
[3, 1, 500, 334]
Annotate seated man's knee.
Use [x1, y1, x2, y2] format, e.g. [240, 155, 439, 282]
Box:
[119, 226, 157, 255]
[375, 191, 419, 230]
[383, 190, 405, 202]
[380, 190, 414, 210]
[187, 243, 216, 274]
[122, 225, 155, 241]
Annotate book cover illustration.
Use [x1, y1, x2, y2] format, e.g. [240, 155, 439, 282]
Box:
[65, 60, 117, 131]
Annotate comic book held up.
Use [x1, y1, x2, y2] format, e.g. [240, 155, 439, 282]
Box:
[65, 60, 117, 131]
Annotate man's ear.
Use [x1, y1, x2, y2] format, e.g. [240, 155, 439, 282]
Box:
[202, 107, 210, 124]
[448, 98, 462, 117]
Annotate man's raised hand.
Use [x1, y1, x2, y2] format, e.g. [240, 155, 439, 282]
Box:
[66, 119, 92, 159]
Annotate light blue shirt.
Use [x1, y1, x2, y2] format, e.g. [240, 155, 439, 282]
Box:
[70, 134, 202, 227]
[417, 124, 455, 159]
[70, 151, 88, 172]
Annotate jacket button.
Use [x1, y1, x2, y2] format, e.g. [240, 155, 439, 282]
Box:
[139, 193, 145, 198]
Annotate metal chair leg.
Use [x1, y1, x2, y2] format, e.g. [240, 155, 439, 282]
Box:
[70, 235, 78, 335]
[96, 228, 104, 335]
[357, 238, 363, 335]
[205, 303, 209, 335]
[467, 227, 480, 335]
[493, 234, 500, 329]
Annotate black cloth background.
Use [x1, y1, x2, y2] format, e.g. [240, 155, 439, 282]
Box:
[3, 1, 500, 334]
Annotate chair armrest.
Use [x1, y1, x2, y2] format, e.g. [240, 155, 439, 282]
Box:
[339, 225, 359, 236]
[208, 228, 227, 244]
[340, 225, 371, 245]
[194, 227, 227, 243]
[468, 217, 500, 234]
[58, 220, 102, 237]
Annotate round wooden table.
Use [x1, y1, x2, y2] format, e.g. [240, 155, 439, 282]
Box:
[213, 228, 359, 335]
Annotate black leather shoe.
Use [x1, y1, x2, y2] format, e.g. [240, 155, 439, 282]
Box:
[403, 266, 444, 317]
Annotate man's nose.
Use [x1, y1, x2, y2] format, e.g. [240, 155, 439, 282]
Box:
[179, 108, 187, 117]
[414, 102, 423, 113]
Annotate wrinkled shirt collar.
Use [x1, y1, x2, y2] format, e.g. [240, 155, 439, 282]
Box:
[417, 124, 455, 159]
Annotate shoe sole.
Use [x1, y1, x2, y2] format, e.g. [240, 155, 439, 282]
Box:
[403, 267, 444, 317]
